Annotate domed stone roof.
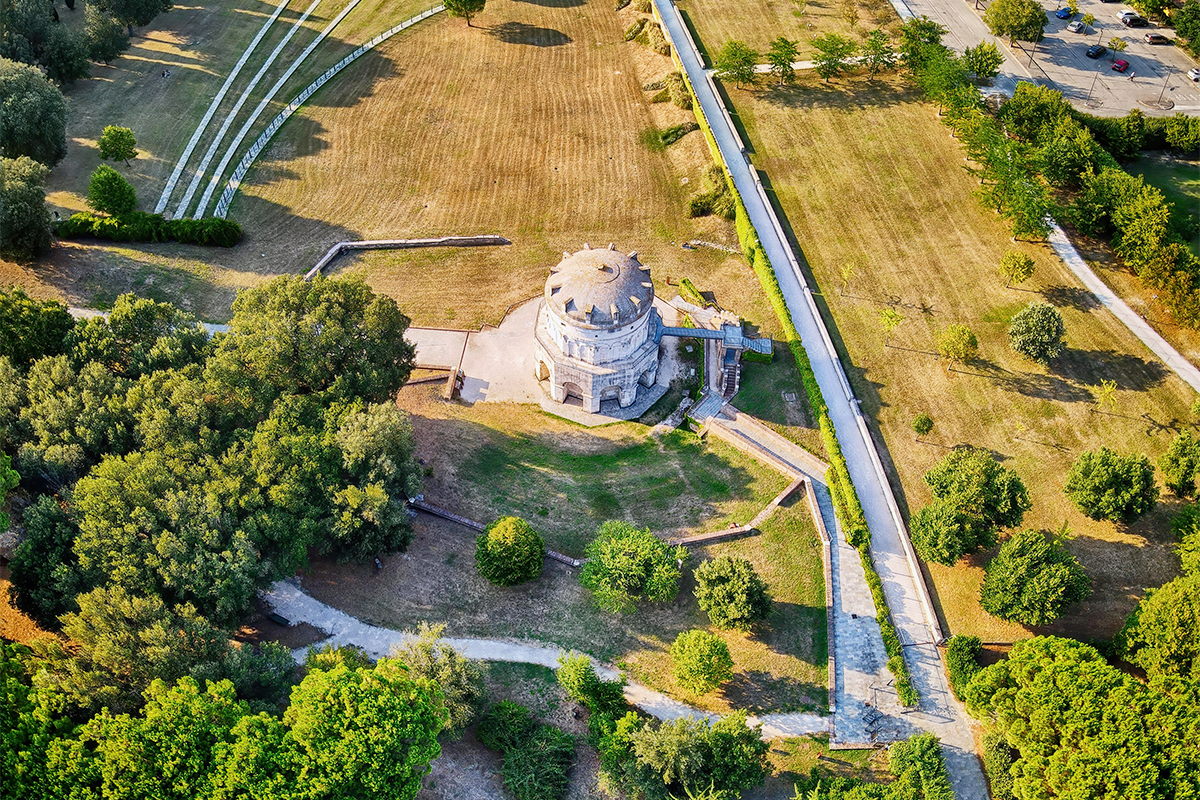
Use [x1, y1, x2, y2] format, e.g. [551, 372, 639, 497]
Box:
[544, 244, 655, 329]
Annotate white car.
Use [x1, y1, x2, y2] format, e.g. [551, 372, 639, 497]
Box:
[1189, 68, 1200, 82]
[1067, 20, 1086, 32]
[1116, 9, 1139, 19]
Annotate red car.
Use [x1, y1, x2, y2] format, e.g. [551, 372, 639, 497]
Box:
[1112, 59, 1131, 72]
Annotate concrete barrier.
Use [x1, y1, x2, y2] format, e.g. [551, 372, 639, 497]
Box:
[302, 235, 512, 280]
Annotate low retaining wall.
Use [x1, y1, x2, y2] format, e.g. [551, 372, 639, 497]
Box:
[303, 235, 512, 280]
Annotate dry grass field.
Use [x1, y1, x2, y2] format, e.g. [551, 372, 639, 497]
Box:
[677, 0, 899, 62]
[720, 73, 1196, 642]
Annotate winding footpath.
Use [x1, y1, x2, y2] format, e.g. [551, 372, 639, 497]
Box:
[652, 1, 988, 797]
[263, 580, 830, 739]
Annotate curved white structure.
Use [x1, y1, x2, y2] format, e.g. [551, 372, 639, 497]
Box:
[535, 244, 661, 412]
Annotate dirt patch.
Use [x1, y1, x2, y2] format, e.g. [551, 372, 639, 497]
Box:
[0, 564, 56, 646]
[234, 596, 330, 650]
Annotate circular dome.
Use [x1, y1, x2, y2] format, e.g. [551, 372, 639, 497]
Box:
[544, 245, 655, 329]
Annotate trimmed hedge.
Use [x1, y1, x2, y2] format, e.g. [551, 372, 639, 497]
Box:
[982, 730, 1017, 800]
[57, 211, 242, 247]
[945, 634, 981, 701]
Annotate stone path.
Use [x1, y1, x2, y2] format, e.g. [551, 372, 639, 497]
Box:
[1047, 222, 1200, 393]
[262, 580, 830, 738]
[652, 1, 989, 796]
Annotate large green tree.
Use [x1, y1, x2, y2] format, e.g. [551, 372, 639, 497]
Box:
[714, 40, 758, 89]
[1008, 301, 1066, 364]
[0, 156, 52, 258]
[87, 163, 137, 214]
[979, 529, 1091, 625]
[896, 15, 948, 70]
[1064, 447, 1159, 523]
[392, 622, 486, 738]
[962, 40, 1004, 79]
[98, 125, 137, 165]
[0, 286, 74, 367]
[983, 0, 1048, 43]
[7, 493, 82, 627]
[811, 33, 859, 82]
[284, 660, 446, 799]
[85, 5, 130, 63]
[0, 58, 67, 165]
[1117, 573, 1200, 680]
[444, 0, 485, 26]
[475, 515, 545, 586]
[671, 630, 733, 694]
[693, 556, 771, 630]
[205, 275, 416, 414]
[765, 36, 798, 84]
[93, 0, 172, 31]
[580, 520, 688, 613]
[1159, 429, 1200, 497]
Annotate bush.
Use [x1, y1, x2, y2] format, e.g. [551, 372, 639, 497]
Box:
[56, 211, 243, 247]
[671, 630, 733, 693]
[1008, 301, 1065, 364]
[478, 700, 538, 754]
[623, 17, 646, 40]
[664, 71, 692, 109]
[1116, 573, 1200, 679]
[0, 156, 52, 259]
[646, 23, 671, 56]
[633, 0, 651, 10]
[982, 731, 1017, 800]
[87, 164, 137, 215]
[501, 725, 575, 800]
[580, 520, 687, 613]
[980, 529, 1091, 625]
[555, 651, 599, 703]
[661, 121, 699, 146]
[945, 634, 982, 700]
[694, 556, 771, 630]
[305, 643, 373, 672]
[1174, 503, 1200, 576]
[614, 0, 630, 8]
[938, 323, 978, 365]
[475, 516, 544, 586]
[999, 250, 1036, 287]
[393, 622, 487, 737]
[1159, 429, 1200, 497]
[1064, 447, 1159, 523]
[912, 413, 934, 436]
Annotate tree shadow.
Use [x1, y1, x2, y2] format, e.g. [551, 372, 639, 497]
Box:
[487, 21, 573, 46]
[759, 78, 912, 112]
[1055, 348, 1169, 392]
[303, 47, 402, 109]
[969, 358, 1095, 403]
[721, 668, 826, 714]
[512, 0, 586, 7]
[1040, 284, 1101, 312]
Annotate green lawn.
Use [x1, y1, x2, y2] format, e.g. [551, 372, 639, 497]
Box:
[1127, 152, 1200, 257]
[734, 350, 825, 456]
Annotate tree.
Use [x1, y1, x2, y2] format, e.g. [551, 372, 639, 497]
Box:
[7, 493, 82, 627]
[998, 250, 1035, 287]
[671, 630, 733, 694]
[219, 641, 297, 705]
[1159, 429, 1200, 497]
[811, 33, 858, 82]
[392, 622, 486, 738]
[896, 16, 948, 70]
[839, 261, 857, 295]
[444, 0, 485, 26]
[980, 529, 1091, 625]
[40, 25, 89, 85]
[556, 652, 600, 704]
[911, 499, 982, 565]
[1080, 11, 1096, 33]
[475, 516, 545, 586]
[0, 157, 51, 259]
[1117, 573, 1200, 679]
[284, 660, 446, 800]
[1108, 35, 1128, 61]
[1064, 447, 1159, 523]
[860, 28, 896, 78]
[98, 125, 137, 165]
[983, 0, 1047, 43]
[621, 712, 768, 798]
[912, 413, 934, 437]
[85, 5, 129, 63]
[93, 0, 172, 32]
[715, 40, 758, 89]
[580, 520, 688, 613]
[1178, 0, 1200, 56]
[963, 636, 1200, 800]
[0, 453, 16, 532]
[963, 40, 1004, 79]
[938, 324, 978, 367]
[694, 556, 771, 630]
[945, 634, 982, 699]
[879, 307, 904, 346]
[0, 287, 74, 367]
[87, 163, 137, 214]
[205, 275, 416, 412]
[0, 58, 67, 166]
[915, 47, 970, 112]
[1007, 301, 1065, 364]
[765, 36, 798, 85]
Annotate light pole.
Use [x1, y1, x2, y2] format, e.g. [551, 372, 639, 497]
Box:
[1155, 69, 1172, 104]
[1086, 54, 1105, 103]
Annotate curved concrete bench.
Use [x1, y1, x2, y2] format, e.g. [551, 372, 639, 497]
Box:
[303, 234, 511, 280]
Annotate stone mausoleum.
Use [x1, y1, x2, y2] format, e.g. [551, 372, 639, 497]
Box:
[534, 244, 660, 412]
[534, 243, 773, 414]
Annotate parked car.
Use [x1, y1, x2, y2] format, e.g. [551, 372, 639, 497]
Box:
[1117, 9, 1139, 19]
[1122, 15, 1149, 26]
[1067, 20, 1086, 32]
[1055, 6, 1074, 18]
[1189, 68, 1200, 81]
[1144, 32, 1169, 43]
[1112, 59, 1131, 72]
[1087, 44, 1108, 57]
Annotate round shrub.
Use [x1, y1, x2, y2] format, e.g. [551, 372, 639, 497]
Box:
[912, 413, 934, 437]
[475, 516, 544, 586]
[1117, 573, 1200, 680]
[694, 556, 771, 630]
[980, 529, 1091, 626]
[478, 700, 537, 754]
[1064, 447, 1158, 524]
[938, 324, 978, 365]
[671, 630, 733, 694]
[1008, 301, 1065, 364]
[86, 163, 136, 215]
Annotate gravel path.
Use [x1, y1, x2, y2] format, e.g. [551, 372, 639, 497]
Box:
[262, 580, 830, 739]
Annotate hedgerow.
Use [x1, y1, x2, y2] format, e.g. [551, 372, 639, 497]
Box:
[57, 211, 242, 247]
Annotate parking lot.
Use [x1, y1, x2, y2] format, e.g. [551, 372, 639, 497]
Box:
[1007, 0, 1200, 115]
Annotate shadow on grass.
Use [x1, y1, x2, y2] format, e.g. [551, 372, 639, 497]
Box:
[722, 666, 826, 714]
[967, 358, 1095, 404]
[512, 0, 586, 7]
[759, 78, 912, 112]
[1055, 347, 1169, 391]
[487, 21, 572, 46]
[1041, 283, 1101, 312]
[304, 47, 403, 109]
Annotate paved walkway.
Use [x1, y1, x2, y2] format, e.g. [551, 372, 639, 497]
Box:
[262, 580, 830, 738]
[1047, 222, 1200, 393]
[653, 1, 988, 796]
